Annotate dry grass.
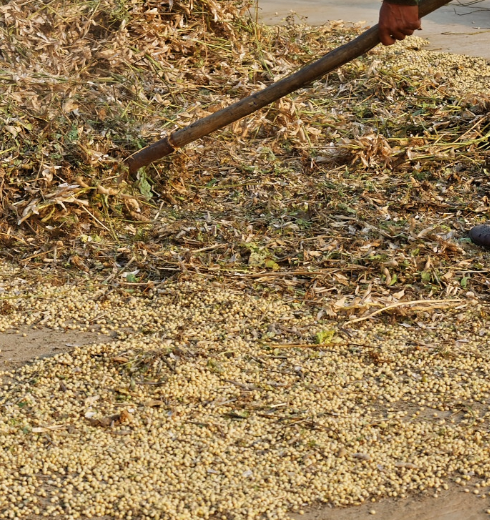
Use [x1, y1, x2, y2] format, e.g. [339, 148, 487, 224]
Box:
[0, 0, 490, 321]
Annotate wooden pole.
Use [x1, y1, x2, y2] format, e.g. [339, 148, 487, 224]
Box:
[126, 0, 451, 175]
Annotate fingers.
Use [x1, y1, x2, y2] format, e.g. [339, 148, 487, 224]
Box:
[379, 25, 409, 46]
[391, 29, 407, 40]
[407, 20, 422, 31]
[379, 22, 420, 45]
[378, 3, 421, 46]
[379, 26, 396, 46]
[401, 20, 421, 35]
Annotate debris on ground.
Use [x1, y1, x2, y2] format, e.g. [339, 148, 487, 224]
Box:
[0, 270, 490, 519]
[1, 0, 490, 518]
[0, 0, 489, 311]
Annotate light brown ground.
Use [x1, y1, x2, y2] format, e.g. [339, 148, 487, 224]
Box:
[3, 328, 490, 520]
[0, 328, 112, 370]
[2, 1, 490, 519]
[293, 488, 490, 519]
[3, 6, 490, 519]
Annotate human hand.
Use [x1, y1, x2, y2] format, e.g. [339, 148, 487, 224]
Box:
[378, 2, 421, 46]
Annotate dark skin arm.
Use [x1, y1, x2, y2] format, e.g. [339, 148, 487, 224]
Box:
[378, 1, 421, 46]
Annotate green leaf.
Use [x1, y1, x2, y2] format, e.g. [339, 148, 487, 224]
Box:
[315, 329, 336, 344]
[265, 259, 280, 271]
[207, 359, 223, 374]
[19, 121, 33, 131]
[67, 126, 79, 142]
[138, 174, 153, 200]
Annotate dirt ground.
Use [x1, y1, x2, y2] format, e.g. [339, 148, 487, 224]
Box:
[294, 488, 490, 519]
[3, 328, 490, 520]
[0, 328, 112, 370]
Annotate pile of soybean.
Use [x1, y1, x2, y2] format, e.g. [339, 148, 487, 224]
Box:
[1, 271, 490, 519]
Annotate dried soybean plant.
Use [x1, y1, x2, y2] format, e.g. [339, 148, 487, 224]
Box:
[1, 0, 490, 316]
[0, 0, 254, 225]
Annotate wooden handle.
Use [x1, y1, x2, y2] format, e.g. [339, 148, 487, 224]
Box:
[126, 0, 451, 175]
